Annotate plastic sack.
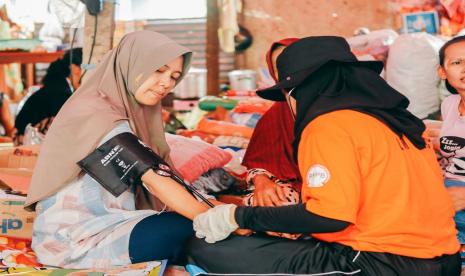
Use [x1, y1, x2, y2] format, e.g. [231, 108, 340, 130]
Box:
[386, 33, 445, 119]
[38, 14, 64, 52]
[22, 124, 44, 146]
[347, 29, 398, 57]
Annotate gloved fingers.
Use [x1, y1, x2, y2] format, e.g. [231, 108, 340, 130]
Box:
[193, 215, 208, 238]
[192, 217, 201, 232]
[206, 232, 228, 244]
[193, 204, 239, 244]
[205, 235, 217, 244]
[195, 229, 207, 239]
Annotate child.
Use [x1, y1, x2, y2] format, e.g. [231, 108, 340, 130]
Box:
[437, 35, 465, 266]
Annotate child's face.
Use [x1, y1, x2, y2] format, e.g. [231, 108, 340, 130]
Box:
[437, 41, 465, 94]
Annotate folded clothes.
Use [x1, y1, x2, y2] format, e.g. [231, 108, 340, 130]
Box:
[233, 100, 273, 115]
[213, 136, 249, 149]
[176, 130, 218, 144]
[196, 118, 254, 139]
[230, 113, 261, 128]
[191, 168, 238, 194]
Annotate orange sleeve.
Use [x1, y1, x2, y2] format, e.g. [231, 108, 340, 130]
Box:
[298, 122, 361, 224]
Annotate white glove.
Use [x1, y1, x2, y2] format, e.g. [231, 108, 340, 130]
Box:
[193, 204, 239, 243]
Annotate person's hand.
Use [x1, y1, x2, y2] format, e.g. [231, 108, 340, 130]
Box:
[9, 128, 17, 140]
[253, 174, 286, 207]
[210, 200, 252, 237]
[193, 204, 238, 243]
[447, 186, 465, 212]
[13, 134, 23, 146]
[424, 127, 440, 151]
[266, 231, 301, 240]
[234, 228, 253, 236]
[34, 117, 54, 134]
[423, 120, 442, 151]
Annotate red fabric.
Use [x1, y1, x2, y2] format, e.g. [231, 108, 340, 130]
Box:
[242, 38, 301, 182]
[265, 38, 299, 82]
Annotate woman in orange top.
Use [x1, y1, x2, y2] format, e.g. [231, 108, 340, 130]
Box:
[186, 36, 460, 276]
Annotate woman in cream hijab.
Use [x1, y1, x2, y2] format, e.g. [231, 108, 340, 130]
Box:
[26, 31, 209, 268]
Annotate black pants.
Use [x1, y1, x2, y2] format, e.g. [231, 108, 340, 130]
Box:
[186, 234, 461, 275]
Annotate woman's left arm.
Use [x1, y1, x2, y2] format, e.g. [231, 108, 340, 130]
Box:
[0, 97, 15, 137]
[141, 169, 209, 220]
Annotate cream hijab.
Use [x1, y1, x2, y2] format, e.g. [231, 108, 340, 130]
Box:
[25, 31, 192, 210]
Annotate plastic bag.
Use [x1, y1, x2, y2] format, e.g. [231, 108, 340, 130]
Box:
[22, 124, 44, 145]
[347, 29, 398, 57]
[386, 33, 445, 119]
[38, 14, 64, 51]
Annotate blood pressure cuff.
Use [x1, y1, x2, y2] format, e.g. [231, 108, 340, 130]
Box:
[78, 132, 170, 197]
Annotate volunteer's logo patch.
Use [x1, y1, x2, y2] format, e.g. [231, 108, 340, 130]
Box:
[306, 165, 330, 188]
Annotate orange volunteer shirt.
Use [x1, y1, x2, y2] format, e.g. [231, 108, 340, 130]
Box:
[298, 109, 459, 258]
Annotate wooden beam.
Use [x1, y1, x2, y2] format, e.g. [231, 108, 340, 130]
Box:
[206, 0, 220, 95]
[83, 1, 115, 73]
[0, 51, 65, 64]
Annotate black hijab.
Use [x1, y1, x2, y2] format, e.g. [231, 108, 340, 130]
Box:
[256, 36, 426, 159]
[292, 61, 426, 158]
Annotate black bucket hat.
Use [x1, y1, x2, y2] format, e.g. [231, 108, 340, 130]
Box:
[256, 36, 384, 101]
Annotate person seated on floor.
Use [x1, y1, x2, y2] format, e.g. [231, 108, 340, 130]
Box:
[14, 48, 82, 144]
[186, 36, 461, 276]
[0, 91, 15, 142]
[25, 31, 214, 269]
[434, 35, 465, 268]
[241, 38, 301, 239]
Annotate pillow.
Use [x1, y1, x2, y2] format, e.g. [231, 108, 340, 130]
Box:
[166, 133, 232, 183]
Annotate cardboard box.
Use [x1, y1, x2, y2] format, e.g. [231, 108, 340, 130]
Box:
[0, 196, 35, 239]
[0, 146, 37, 239]
[0, 168, 33, 194]
[0, 145, 39, 170]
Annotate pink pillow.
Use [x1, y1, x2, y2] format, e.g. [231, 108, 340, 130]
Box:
[166, 133, 232, 183]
